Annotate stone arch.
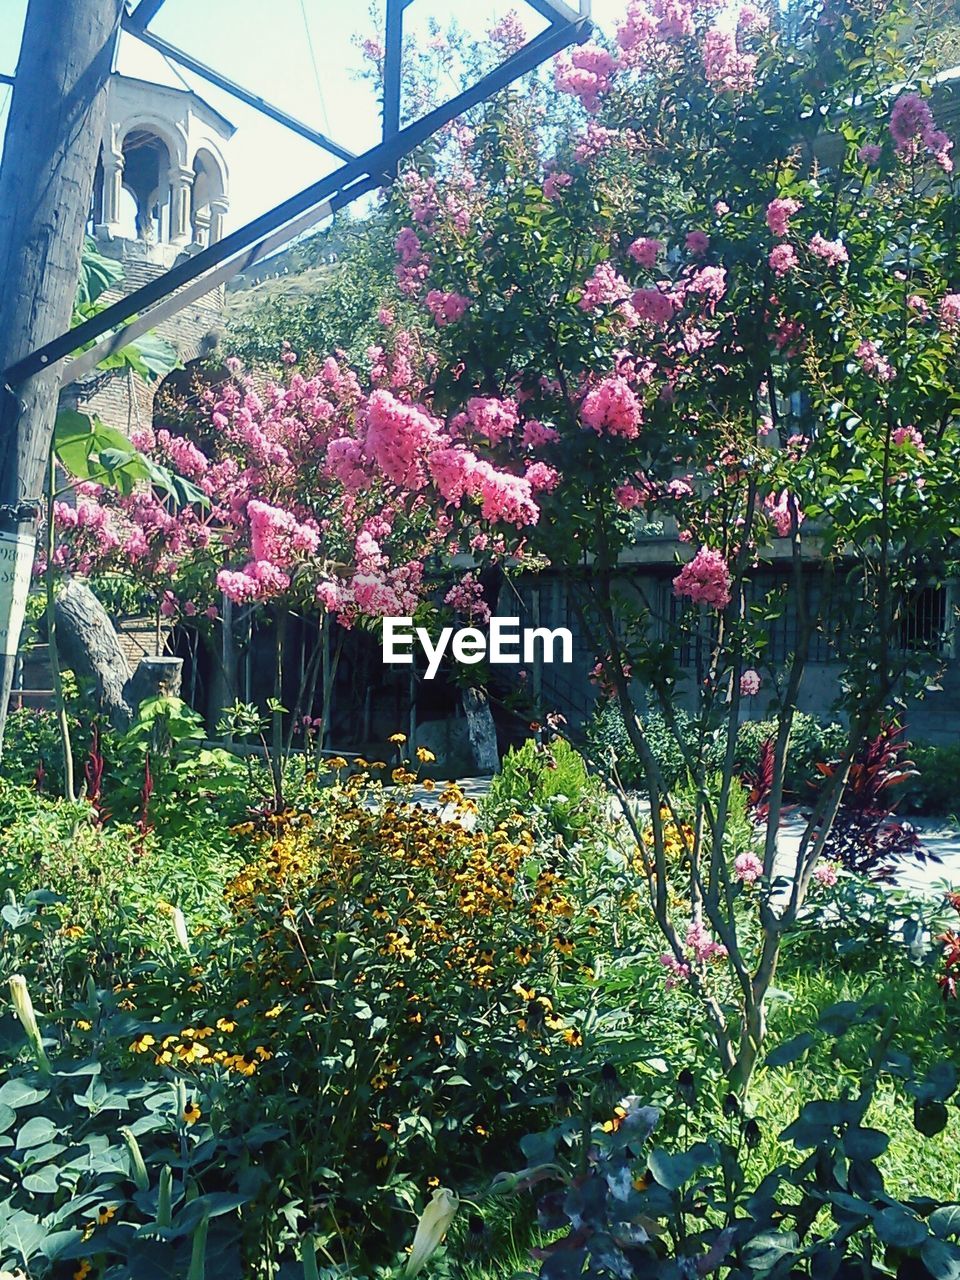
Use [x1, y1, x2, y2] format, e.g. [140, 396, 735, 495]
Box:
[190, 144, 229, 246]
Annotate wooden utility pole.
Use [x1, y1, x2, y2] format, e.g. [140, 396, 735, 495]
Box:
[0, 0, 123, 756]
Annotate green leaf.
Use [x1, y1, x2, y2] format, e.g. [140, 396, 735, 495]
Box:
[765, 1032, 815, 1067]
[0, 1078, 49, 1108]
[76, 238, 125, 307]
[874, 1207, 927, 1248]
[931, 1208, 960, 1240]
[129, 330, 179, 381]
[914, 1100, 949, 1137]
[843, 1127, 889, 1160]
[16, 1115, 59, 1149]
[53, 410, 152, 494]
[23, 1166, 60, 1195]
[648, 1148, 701, 1191]
[923, 1239, 960, 1280]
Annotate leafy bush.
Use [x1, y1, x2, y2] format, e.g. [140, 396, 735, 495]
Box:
[736, 711, 846, 796]
[585, 703, 845, 798]
[0, 706, 72, 794]
[495, 1006, 960, 1280]
[485, 736, 609, 844]
[901, 741, 960, 816]
[584, 702, 692, 792]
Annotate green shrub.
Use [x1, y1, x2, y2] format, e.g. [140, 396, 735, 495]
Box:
[734, 710, 846, 795]
[584, 701, 692, 791]
[0, 706, 71, 793]
[900, 741, 960, 815]
[484, 736, 607, 843]
[586, 702, 845, 797]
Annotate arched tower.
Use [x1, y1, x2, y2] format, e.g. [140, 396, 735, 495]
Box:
[65, 31, 236, 439]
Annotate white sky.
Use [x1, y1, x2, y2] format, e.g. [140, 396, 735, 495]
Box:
[0, 1, 628, 234]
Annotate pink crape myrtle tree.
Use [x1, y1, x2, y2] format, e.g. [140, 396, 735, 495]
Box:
[352, 0, 960, 1087]
[47, 339, 543, 789]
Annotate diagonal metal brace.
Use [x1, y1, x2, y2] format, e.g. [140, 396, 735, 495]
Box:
[5, 13, 592, 389]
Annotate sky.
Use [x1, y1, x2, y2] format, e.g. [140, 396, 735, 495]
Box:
[0, 0, 626, 237]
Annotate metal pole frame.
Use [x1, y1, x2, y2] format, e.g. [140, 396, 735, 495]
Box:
[4, 2, 592, 391]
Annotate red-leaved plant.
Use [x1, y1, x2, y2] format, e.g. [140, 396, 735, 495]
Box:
[811, 723, 934, 881]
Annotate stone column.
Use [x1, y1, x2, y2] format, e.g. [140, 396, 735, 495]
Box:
[208, 196, 229, 245]
[96, 149, 124, 236]
[168, 164, 194, 244]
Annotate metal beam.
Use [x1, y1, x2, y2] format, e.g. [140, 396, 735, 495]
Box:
[122, 21, 358, 162]
[0, 74, 14, 87]
[382, 0, 405, 141]
[125, 0, 168, 31]
[523, 0, 586, 25]
[5, 11, 592, 386]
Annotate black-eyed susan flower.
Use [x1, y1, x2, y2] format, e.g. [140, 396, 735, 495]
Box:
[96, 1204, 117, 1225]
[388, 733, 406, 744]
[182, 1099, 201, 1125]
[216, 1016, 237, 1033]
[74, 1262, 93, 1280]
[416, 747, 436, 763]
[128, 1033, 156, 1054]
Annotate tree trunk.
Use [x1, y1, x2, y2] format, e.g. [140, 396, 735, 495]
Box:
[0, 0, 123, 756]
[55, 578, 183, 730]
[462, 686, 499, 773]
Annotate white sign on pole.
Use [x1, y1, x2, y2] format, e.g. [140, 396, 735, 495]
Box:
[0, 531, 35, 658]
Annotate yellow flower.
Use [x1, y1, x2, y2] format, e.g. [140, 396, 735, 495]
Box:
[176, 1040, 209, 1064]
[182, 1099, 201, 1125]
[128, 1033, 156, 1054]
[254, 1045, 273, 1061]
[74, 1263, 93, 1280]
[96, 1204, 117, 1225]
[389, 733, 407, 744]
[61, 924, 84, 940]
[216, 1016, 237, 1033]
[75, 1019, 92, 1032]
[562, 1027, 583, 1047]
[422, 778, 436, 791]
[327, 756, 348, 770]
[264, 1004, 282, 1019]
[554, 934, 575, 956]
[416, 747, 436, 763]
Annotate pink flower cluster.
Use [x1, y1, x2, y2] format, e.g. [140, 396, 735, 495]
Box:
[444, 572, 491, 623]
[734, 850, 764, 883]
[889, 93, 953, 171]
[628, 236, 664, 267]
[248, 499, 320, 566]
[660, 919, 729, 987]
[363, 390, 441, 489]
[703, 28, 756, 94]
[673, 547, 732, 610]
[766, 197, 801, 238]
[740, 669, 762, 696]
[769, 244, 798, 277]
[892, 425, 924, 449]
[808, 234, 849, 267]
[581, 376, 643, 438]
[940, 294, 960, 330]
[425, 289, 471, 326]
[856, 340, 894, 383]
[579, 261, 632, 312]
[554, 43, 620, 113]
[464, 396, 519, 445]
[543, 170, 573, 201]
